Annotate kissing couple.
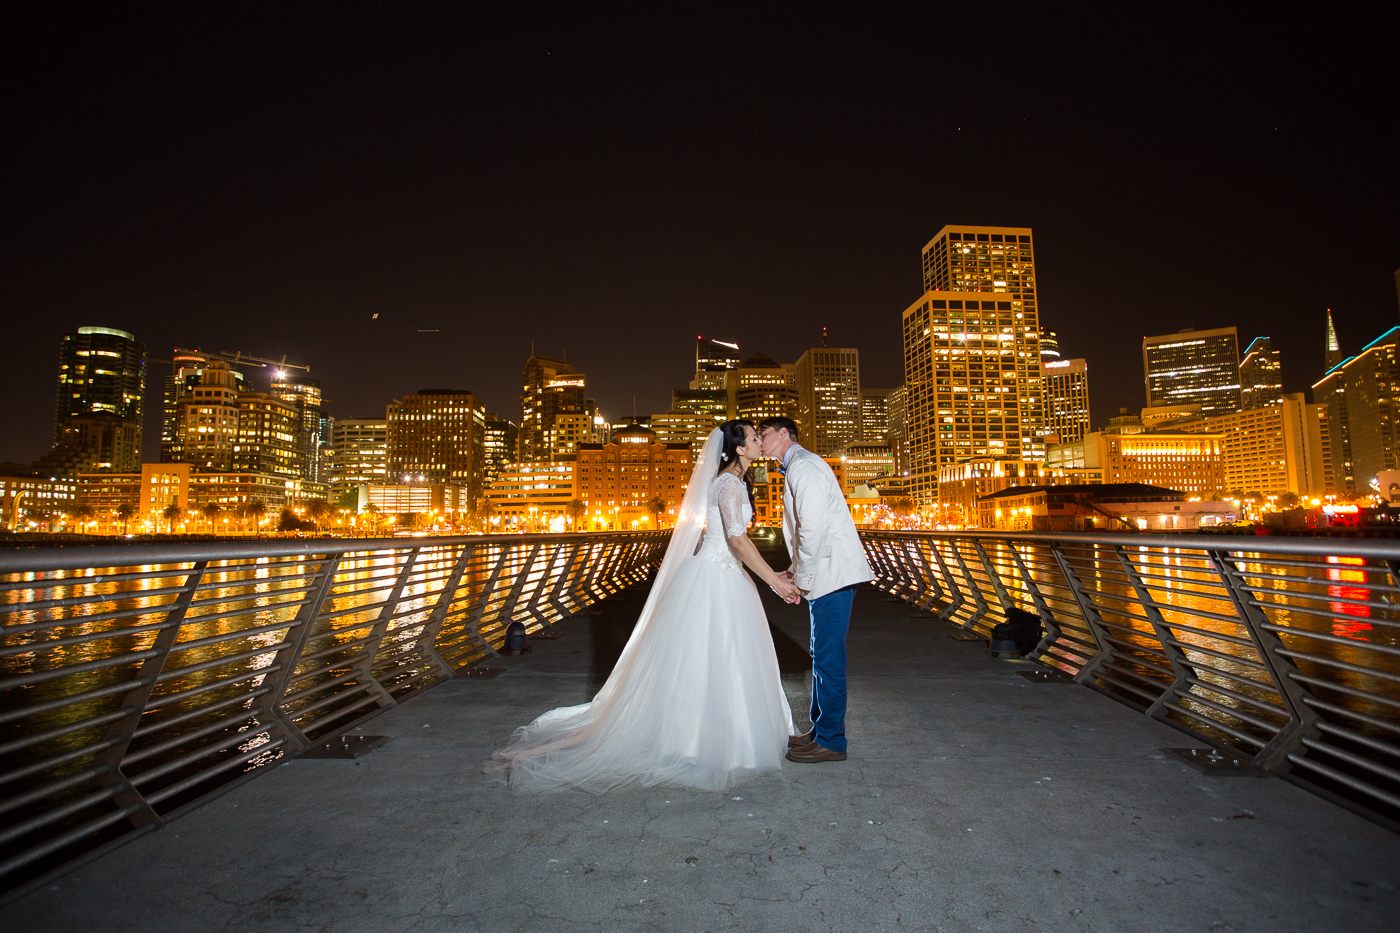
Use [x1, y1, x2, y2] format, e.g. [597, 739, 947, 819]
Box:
[486, 416, 874, 792]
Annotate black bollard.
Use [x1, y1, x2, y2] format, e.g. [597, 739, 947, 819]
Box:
[499, 620, 532, 655]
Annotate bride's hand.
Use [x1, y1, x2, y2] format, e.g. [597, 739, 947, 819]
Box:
[772, 578, 801, 604]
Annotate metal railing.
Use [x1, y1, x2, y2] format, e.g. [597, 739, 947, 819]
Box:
[861, 530, 1400, 831]
[0, 530, 668, 899]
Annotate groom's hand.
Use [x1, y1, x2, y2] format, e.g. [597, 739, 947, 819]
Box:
[779, 570, 795, 582]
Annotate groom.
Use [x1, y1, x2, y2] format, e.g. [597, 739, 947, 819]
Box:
[758, 417, 874, 764]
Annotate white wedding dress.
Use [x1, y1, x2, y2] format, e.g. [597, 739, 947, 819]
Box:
[485, 429, 794, 793]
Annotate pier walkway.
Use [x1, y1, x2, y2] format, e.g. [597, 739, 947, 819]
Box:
[4, 560, 1397, 932]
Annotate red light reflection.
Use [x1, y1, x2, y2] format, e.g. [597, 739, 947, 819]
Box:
[1326, 555, 1373, 639]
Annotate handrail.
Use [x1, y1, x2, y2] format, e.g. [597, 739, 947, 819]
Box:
[0, 530, 670, 900]
[860, 529, 1400, 833]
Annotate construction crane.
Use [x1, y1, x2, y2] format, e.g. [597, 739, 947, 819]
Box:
[149, 349, 311, 373]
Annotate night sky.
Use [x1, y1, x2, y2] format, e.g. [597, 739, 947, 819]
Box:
[3, 8, 1397, 464]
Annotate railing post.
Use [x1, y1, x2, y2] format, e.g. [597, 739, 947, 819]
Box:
[1208, 549, 1318, 770]
[355, 546, 422, 706]
[1007, 543, 1059, 658]
[265, 554, 344, 751]
[95, 560, 208, 829]
[1114, 544, 1192, 717]
[930, 539, 966, 624]
[417, 543, 474, 678]
[971, 539, 1015, 613]
[949, 541, 990, 629]
[457, 542, 513, 664]
[1049, 542, 1113, 684]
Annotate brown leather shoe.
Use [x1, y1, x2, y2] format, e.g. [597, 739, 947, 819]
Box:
[788, 730, 815, 749]
[785, 741, 847, 763]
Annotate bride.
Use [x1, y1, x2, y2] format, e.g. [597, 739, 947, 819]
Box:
[485, 420, 802, 793]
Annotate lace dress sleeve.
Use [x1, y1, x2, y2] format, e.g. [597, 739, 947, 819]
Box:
[717, 475, 750, 538]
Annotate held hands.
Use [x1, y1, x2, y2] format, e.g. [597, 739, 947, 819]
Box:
[771, 577, 802, 604]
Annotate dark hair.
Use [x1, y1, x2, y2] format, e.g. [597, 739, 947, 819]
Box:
[758, 416, 799, 443]
[717, 419, 757, 513]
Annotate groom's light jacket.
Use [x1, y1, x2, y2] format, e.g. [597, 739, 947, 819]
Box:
[780, 446, 874, 601]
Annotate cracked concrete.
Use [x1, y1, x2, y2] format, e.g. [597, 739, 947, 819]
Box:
[4, 547, 1399, 932]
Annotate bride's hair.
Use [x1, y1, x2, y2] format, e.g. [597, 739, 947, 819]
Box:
[717, 419, 757, 512]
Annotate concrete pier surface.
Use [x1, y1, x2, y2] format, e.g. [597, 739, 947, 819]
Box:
[4, 558, 1399, 932]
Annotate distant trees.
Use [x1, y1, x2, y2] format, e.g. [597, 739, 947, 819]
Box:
[201, 502, 222, 533]
[644, 496, 667, 527]
[161, 503, 183, 534]
[115, 503, 136, 535]
[566, 499, 588, 530]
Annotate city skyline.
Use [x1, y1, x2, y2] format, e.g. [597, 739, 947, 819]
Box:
[2, 11, 1397, 465]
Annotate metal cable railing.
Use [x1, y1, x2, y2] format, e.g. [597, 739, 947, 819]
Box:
[0, 530, 668, 899]
[861, 530, 1400, 831]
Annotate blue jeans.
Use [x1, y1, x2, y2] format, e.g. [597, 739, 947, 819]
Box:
[809, 584, 857, 753]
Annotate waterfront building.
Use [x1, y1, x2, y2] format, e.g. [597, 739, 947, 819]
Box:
[386, 389, 486, 501]
[1239, 337, 1283, 410]
[937, 459, 1048, 528]
[329, 418, 389, 500]
[33, 412, 142, 476]
[691, 338, 742, 392]
[54, 326, 145, 447]
[484, 462, 576, 528]
[1312, 326, 1400, 498]
[860, 388, 894, 442]
[518, 355, 587, 462]
[76, 463, 293, 532]
[363, 483, 465, 518]
[1143, 326, 1242, 416]
[795, 346, 862, 456]
[1176, 394, 1330, 499]
[161, 350, 249, 464]
[1, 475, 78, 531]
[1045, 430, 1226, 496]
[978, 484, 1235, 533]
[572, 422, 692, 530]
[1042, 358, 1090, 445]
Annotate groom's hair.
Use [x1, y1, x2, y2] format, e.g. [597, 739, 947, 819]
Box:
[758, 417, 799, 443]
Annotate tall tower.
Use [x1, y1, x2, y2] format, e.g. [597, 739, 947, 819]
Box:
[271, 372, 324, 483]
[917, 226, 1044, 461]
[1042, 358, 1090, 444]
[518, 355, 587, 462]
[387, 390, 486, 500]
[795, 346, 862, 456]
[54, 326, 145, 446]
[692, 338, 741, 391]
[1239, 337, 1283, 410]
[1143, 326, 1242, 416]
[1325, 310, 1344, 371]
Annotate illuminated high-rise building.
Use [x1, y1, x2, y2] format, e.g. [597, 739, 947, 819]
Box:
[234, 393, 301, 478]
[170, 360, 242, 471]
[329, 418, 388, 500]
[733, 354, 799, 425]
[902, 293, 1034, 506]
[860, 388, 894, 442]
[54, 326, 145, 448]
[162, 349, 248, 464]
[271, 372, 325, 483]
[1038, 328, 1060, 361]
[1144, 326, 1241, 416]
[482, 416, 519, 486]
[691, 338, 741, 391]
[387, 389, 486, 500]
[1313, 326, 1400, 497]
[1325, 310, 1344, 371]
[1239, 337, 1283, 410]
[1042, 358, 1090, 444]
[886, 385, 908, 474]
[518, 355, 587, 462]
[795, 346, 862, 456]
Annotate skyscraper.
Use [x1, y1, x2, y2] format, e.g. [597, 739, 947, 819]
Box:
[1143, 326, 1241, 416]
[162, 349, 249, 464]
[917, 225, 1045, 462]
[54, 326, 145, 447]
[1239, 337, 1283, 410]
[271, 372, 324, 483]
[1312, 326, 1400, 497]
[691, 338, 741, 391]
[1042, 358, 1090, 444]
[518, 355, 587, 462]
[169, 360, 241, 471]
[794, 346, 862, 456]
[1038, 328, 1060, 361]
[1325, 310, 1343, 370]
[482, 416, 519, 486]
[387, 389, 487, 501]
[860, 388, 894, 442]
